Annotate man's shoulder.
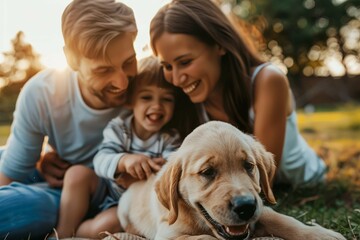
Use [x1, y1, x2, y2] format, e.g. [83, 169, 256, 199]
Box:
[20, 68, 76, 105]
[25, 68, 74, 90]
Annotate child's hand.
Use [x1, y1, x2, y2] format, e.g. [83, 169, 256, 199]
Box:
[151, 157, 166, 172]
[115, 172, 138, 189]
[119, 154, 158, 180]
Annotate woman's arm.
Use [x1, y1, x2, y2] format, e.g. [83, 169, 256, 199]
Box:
[252, 65, 292, 166]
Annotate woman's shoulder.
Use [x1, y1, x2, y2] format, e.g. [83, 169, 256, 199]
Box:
[252, 63, 293, 115]
[252, 63, 289, 90]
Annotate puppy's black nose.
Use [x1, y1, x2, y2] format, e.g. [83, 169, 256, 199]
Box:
[231, 195, 257, 221]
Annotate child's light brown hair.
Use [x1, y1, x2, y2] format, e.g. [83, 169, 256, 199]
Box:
[126, 56, 177, 103]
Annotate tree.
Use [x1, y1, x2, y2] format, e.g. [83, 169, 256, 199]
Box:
[224, 0, 360, 78]
[0, 31, 43, 123]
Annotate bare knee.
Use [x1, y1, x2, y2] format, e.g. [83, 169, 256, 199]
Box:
[63, 165, 97, 191]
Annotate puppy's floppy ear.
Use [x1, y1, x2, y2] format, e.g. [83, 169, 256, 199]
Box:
[155, 156, 182, 225]
[254, 143, 276, 204]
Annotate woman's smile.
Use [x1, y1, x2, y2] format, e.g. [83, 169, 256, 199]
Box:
[183, 80, 201, 94]
[155, 32, 224, 103]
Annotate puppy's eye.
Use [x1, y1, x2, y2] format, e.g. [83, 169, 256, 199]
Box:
[200, 167, 217, 180]
[244, 161, 255, 172]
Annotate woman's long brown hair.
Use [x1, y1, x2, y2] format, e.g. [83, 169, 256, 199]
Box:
[150, 0, 264, 133]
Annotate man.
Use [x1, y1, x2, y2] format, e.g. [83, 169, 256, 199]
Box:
[0, 0, 137, 238]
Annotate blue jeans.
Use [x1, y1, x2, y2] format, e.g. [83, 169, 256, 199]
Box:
[0, 148, 113, 239]
[0, 159, 62, 240]
[0, 147, 59, 239]
[0, 182, 61, 240]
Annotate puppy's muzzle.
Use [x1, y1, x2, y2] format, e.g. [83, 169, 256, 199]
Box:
[231, 195, 257, 221]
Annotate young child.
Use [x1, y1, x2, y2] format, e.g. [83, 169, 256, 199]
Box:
[52, 56, 185, 239]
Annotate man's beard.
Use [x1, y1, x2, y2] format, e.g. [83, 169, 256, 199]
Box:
[92, 89, 126, 108]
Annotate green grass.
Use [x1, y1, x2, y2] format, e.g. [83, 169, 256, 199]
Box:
[276, 103, 360, 239]
[0, 104, 359, 239]
[0, 124, 10, 145]
[273, 181, 360, 239]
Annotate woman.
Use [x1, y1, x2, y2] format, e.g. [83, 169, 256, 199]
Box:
[150, 0, 326, 188]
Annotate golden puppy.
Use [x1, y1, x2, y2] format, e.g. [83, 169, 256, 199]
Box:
[118, 121, 345, 240]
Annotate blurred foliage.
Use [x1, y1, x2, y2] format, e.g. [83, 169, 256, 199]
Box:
[223, 0, 360, 78]
[297, 103, 360, 187]
[0, 31, 43, 123]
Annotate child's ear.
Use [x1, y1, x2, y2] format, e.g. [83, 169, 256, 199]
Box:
[63, 46, 79, 71]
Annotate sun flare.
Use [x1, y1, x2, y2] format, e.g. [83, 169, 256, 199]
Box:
[0, 0, 170, 69]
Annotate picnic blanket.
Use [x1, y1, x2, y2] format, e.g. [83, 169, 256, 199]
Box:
[59, 232, 284, 240]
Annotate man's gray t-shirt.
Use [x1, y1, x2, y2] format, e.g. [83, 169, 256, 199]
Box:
[0, 68, 122, 181]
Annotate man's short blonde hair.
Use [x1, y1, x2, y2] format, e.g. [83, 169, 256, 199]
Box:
[62, 0, 137, 61]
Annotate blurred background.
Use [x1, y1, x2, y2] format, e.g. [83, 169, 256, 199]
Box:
[220, 0, 360, 107]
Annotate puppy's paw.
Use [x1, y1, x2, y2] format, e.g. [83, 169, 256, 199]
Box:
[302, 223, 346, 240]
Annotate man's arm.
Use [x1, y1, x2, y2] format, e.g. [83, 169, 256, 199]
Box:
[0, 77, 46, 182]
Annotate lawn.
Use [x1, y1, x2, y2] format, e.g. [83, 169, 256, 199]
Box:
[0, 104, 359, 239]
[274, 103, 360, 239]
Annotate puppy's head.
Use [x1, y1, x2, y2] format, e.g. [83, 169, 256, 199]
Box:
[156, 121, 276, 240]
